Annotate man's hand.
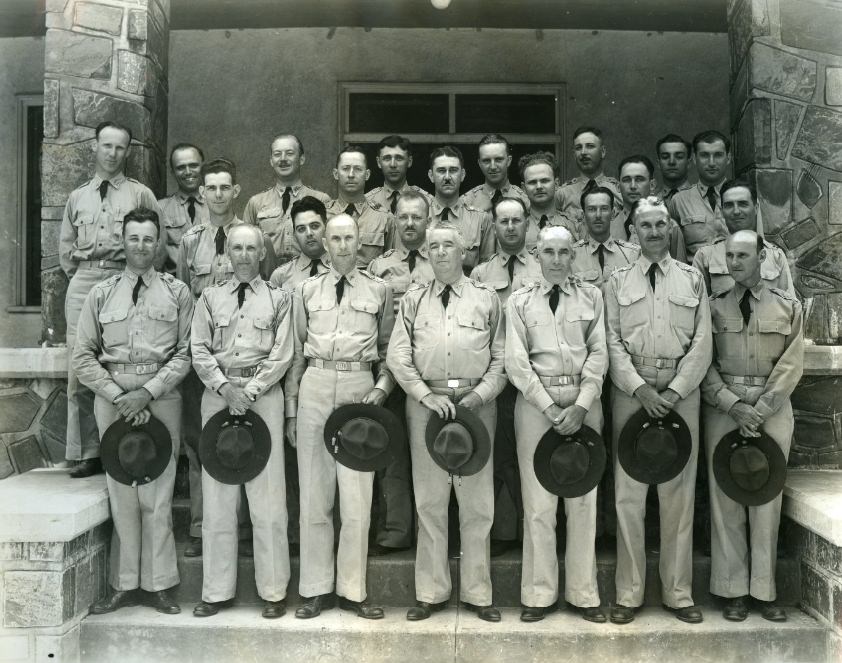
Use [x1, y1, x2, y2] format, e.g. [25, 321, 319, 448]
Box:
[114, 388, 153, 421]
[633, 383, 673, 418]
[729, 402, 763, 438]
[553, 404, 588, 436]
[543, 403, 565, 425]
[456, 390, 483, 412]
[128, 407, 151, 427]
[361, 387, 387, 406]
[219, 383, 252, 416]
[421, 393, 457, 420]
[660, 389, 681, 409]
[285, 417, 297, 448]
[243, 382, 262, 402]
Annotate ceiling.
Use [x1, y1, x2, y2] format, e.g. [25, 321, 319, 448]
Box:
[1, 0, 728, 38]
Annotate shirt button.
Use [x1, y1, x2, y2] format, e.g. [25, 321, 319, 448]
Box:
[238, 334, 242, 338]
[235, 352, 239, 356]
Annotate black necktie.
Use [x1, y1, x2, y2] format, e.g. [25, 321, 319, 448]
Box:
[624, 214, 633, 239]
[491, 189, 503, 207]
[648, 263, 657, 292]
[407, 249, 418, 273]
[585, 178, 597, 192]
[236, 282, 248, 309]
[739, 290, 752, 326]
[309, 259, 319, 277]
[99, 180, 109, 201]
[539, 215, 548, 230]
[131, 277, 143, 305]
[282, 187, 292, 214]
[187, 196, 196, 223]
[597, 244, 606, 271]
[666, 188, 678, 203]
[548, 284, 560, 314]
[705, 186, 718, 212]
[506, 255, 516, 284]
[215, 226, 225, 255]
[336, 276, 346, 305]
[441, 207, 451, 221]
[344, 203, 356, 218]
[441, 284, 452, 309]
[389, 190, 400, 214]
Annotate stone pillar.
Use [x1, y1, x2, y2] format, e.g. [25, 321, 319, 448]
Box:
[41, 0, 170, 345]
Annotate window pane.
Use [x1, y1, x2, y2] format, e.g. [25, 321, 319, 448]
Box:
[26, 104, 42, 306]
[348, 93, 449, 133]
[455, 94, 556, 134]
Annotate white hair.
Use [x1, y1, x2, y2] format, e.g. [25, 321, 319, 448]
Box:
[427, 221, 466, 250]
[536, 225, 574, 251]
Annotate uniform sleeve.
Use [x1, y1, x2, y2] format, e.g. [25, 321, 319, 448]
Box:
[386, 292, 433, 403]
[478, 212, 496, 263]
[701, 364, 741, 413]
[504, 293, 555, 412]
[71, 287, 123, 402]
[143, 283, 194, 399]
[260, 235, 279, 280]
[576, 287, 608, 410]
[472, 290, 507, 404]
[190, 290, 228, 393]
[242, 196, 257, 225]
[670, 220, 688, 263]
[59, 195, 79, 278]
[777, 254, 796, 297]
[284, 282, 308, 417]
[374, 282, 395, 394]
[691, 250, 713, 296]
[176, 235, 191, 288]
[605, 274, 646, 396]
[667, 272, 713, 397]
[249, 289, 294, 396]
[383, 215, 396, 252]
[754, 298, 804, 419]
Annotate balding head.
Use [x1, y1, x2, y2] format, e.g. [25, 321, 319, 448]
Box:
[725, 229, 766, 288]
[535, 226, 575, 284]
[323, 214, 359, 275]
[227, 224, 266, 283]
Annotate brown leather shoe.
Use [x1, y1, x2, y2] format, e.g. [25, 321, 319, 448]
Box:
[69, 458, 103, 479]
[462, 602, 501, 622]
[338, 596, 384, 620]
[262, 600, 286, 619]
[406, 601, 447, 621]
[183, 537, 202, 558]
[723, 597, 749, 622]
[609, 605, 635, 624]
[295, 593, 335, 619]
[90, 589, 140, 614]
[148, 590, 180, 615]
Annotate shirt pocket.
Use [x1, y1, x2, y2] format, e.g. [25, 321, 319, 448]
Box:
[389, 278, 410, 297]
[455, 311, 489, 350]
[412, 313, 440, 349]
[349, 298, 380, 336]
[677, 215, 710, 244]
[212, 317, 231, 353]
[711, 311, 743, 334]
[757, 317, 791, 336]
[251, 315, 275, 354]
[148, 305, 179, 350]
[73, 213, 97, 251]
[190, 263, 212, 297]
[577, 269, 601, 284]
[256, 208, 284, 237]
[668, 293, 699, 332]
[359, 231, 385, 248]
[98, 307, 129, 348]
[617, 288, 648, 335]
[307, 299, 338, 336]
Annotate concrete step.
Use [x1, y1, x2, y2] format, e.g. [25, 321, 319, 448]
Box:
[80, 604, 828, 663]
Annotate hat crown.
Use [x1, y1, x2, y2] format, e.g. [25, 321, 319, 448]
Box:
[216, 425, 254, 470]
[730, 446, 770, 492]
[636, 425, 677, 470]
[338, 417, 389, 460]
[117, 431, 156, 478]
[550, 441, 589, 485]
[434, 423, 474, 471]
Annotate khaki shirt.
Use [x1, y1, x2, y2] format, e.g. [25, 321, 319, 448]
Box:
[326, 198, 396, 269]
[270, 253, 330, 292]
[506, 275, 607, 412]
[572, 237, 641, 291]
[460, 181, 530, 214]
[656, 180, 693, 207]
[59, 174, 167, 278]
[158, 191, 209, 273]
[429, 199, 494, 270]
[470, 249, 544, 307]
[366, 182, 432, 213]
[525, 210, 580, 250]
[72, 268, 192, 403]
[555, 174, 622, 221]
[191, 276, 294, 399]
[243, 183, 331, 262]
[386, 276, 507, 405]
[692, 238, 795, 297]
[702, 283, 803, 419]
[667, 182, 730, 261]
[368, 246, 435, 315]
[286, 268, 395, 414]
[605, 255, 712, 398]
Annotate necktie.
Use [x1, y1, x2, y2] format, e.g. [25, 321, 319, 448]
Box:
[647, 263, 657, 292]
[667, 188, 678, 203]
[705, 186, 718, 212]
[344, 203, 356, 218]
[441, 207, 451, 221]
[236, 282, 249, 309]
[585, 178, 597, 192]
[98, 180, 109, 201]
[335, 276, 346, 305]
[215, 226, 226, 255]
[506, 255, 516, 284]
[282, 187, 292, 214]
[389, 190, 400, 214]
[491, 189, 503, 207]
[441, 284, 452, 309]
[548, 284, 560, 314]
[539, 215, 548, 230]
[623, 214, 633, 239]
[407, 249, 418, 273]
[309, 259, 319, 277]
[597, 244, 606, 271]
[187, 196, 196, 223]
[131, 277, 143, 305]
[739, 290, 752, 326]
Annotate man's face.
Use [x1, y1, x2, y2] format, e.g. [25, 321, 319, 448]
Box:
[634, 207, 671, 258]
[171, 147, 203, 195]
[536, 234, 574, 284]
[694, 139, 731, 186]
[493, 200, 527, 253]
[658, 142, 690, 184]
[725, 234, 764, 287]
[123, 220, 158, 272]
[619, 162, 653, 206]
[478, 142, 511, 187]
[200, 172, 240, 217]
[333, 152, 370, 197]
[427, 227, 465, 283]
[377, 146, 411, 187]
[95, 127, 131, 177]
[582, 192, 614, 239]
[292, 210, 326, 259]
[270, 136, 304, 182]
[522, 163, 557, 208]
[573, 132, 605, 175]
[227, 227, 266, 283]
[323, 216, 358, 275]
[395, 198, 427, 248]
[721, 186, 757, 234]
[428, 156, 464, 198]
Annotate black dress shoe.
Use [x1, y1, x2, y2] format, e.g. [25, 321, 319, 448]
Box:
[462, 602, 501, 622]
[295, 593, 335, 619]
[520, 604, 556, 622]
[338, 596, 384, 620]
[90, 589, 140, 614]
[578, 606, 607, 623]
[147, 590, 180, 614]
[723, 597, 748, 622]
[238, 539, 254, 557]
[262, 600, 286, 619]
[758, 602, 787, 622]
[664, 604, 703, 623]
[193, 599, 232, 617]
[489, 540, 516, 558]
[368, 543, 410, 557]
[407, 601, 447, 621]
[184, 537, 202, 558]
[69, 458, 103, 479]
[609, 605, 635, 624]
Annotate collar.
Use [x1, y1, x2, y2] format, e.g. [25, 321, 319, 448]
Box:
[497, 248, 530, 265]
[398, 244, 428, 260]
[733, 280, 765, 301]
[296, 252, 328, 271]
[176, 190, 204, 204]
[637, 253, 672, 275]
[587, 236, 617, 253]
[226, 274, 264, 294]
[92, 172, 126, 189]
[482, 181, 511, 196]
[528, 208, 557, 221]
[663, 180, 690, 193]
[575, 172, 605, 184]
[335, 197, 365, 214]
[329, 266, 358, 285]
[274, 181, 304, 196]
[384, 181, 412, 196]
[209, 216, 239, 233]
[433, 275, 467, 297]
[124, 266, 157, 287]
[697, 180, 725, 196]
[431, 198, 464, 217]
[540, 274, 576, 295]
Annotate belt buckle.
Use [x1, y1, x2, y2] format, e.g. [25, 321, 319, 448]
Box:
[135, 364, 149, 375]
[246, 367, 256, 377]
[447, 379, 459, 388]
[98, 259, 106, 268]
[335, 361, 351, 371]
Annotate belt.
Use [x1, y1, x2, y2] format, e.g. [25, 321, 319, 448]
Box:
[721, 374, 767, 386]
[105, 362, 159, 375]
[537, 374, 581, 387]
[224, 365, 259, 378]
[630, 355, 678, 369]
[427, 378, 481, 388]
[78, 259, 124, 270]
[308, 359, 372, 372]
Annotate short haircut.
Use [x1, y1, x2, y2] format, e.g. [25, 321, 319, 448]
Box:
[427, 221, 465, 250]
[95, 120, 132, 143]
[536, 225, 574, 250]
[270, 134, 304, 155]
[169, 142, 205, 169]
[377, 135, 412, 156]
[290, 196, 327, 224]
[630, 195, 669, 223]
[580, 185, 616, 211]
[491, 197, 527, 221]
[572, 126, 603, 142]
[122, 207, 160, 238]
[336, 144, 367, 168]
[618, 154, 655, 179]
[394, 190, 429, 216]
[478, 133, 511, 153]
[227, 223, 264, 246]
[518, 151, 558, 180]
[655, 133, 691, 155]
[692, 130, 731, 154]
[201, 157, 237, 184]
[429, 145, 464, 169]
[720, 178, 758, 204]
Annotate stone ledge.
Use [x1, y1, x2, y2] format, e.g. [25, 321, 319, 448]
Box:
[784, 469, 842, 547]
[803, 343, 842, 375]
[0, 349, 67, 379]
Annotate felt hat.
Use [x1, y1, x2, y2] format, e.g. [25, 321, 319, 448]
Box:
[534, 425, 606, 498]
[199, 409, 271, 485]
[618, 408, 692, 485]
[323, 404, 402, 471]
[101, 415, 172, 486]
[713, 430, 787, 506]
[425, 405, 491, 477]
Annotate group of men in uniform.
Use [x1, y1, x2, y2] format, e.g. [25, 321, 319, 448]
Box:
[61, 120, 802, 627]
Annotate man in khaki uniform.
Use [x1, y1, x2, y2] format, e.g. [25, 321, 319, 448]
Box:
[702, 230, 803, 623]
[692, 179, 794, 296]
[270, 196, 331, 291]
[60, 120, 167, 478]
[287, 214, 394, 620]
[655, 134, 693, 206]
[74, 208, 191, 615]
[428, 146, 495, 273]
[243, 134, 330, 263]
[604, 196, 712, 625]
[461, 134, 530, 213]
[159, 143, 208, 273]
[506, 226, 608, 623]
[326, 146, 395, 269]
[519, 152, 580, 249]
[556, 126, 622, 222]
[387, 222, 507, 623]
[191, 224, 294, 619]
[366, 135, 432, 214]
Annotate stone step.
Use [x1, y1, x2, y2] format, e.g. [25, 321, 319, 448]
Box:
[80, 604, 828, 663]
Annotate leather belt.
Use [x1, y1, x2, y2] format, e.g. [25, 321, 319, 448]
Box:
[427, 378, 481, 388]
[78, 259, 124, 270]
[308, 359, 372, 372]
[721, 374, 767, 386]
[630, 355, 678, 369]
[537, 375, 581, 387]
[224, 365, 259, 378]
[105, 362, 159, 375]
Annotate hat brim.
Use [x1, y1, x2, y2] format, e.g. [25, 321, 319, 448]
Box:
[618, 408, 692, 485]
[425, 404, 491, 477]
[323, 404, 403, 472]
[199, 409, 271, 485]
[534, 425, 606, 498]
[101, 415, 172, 486]
[713, 429, 787, 506]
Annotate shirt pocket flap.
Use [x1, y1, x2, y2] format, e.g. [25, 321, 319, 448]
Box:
[668, 294, 699, 308]
[308, 300, 334, 313]
[389, 279, 409, 295]
[488, 281, 509, 291]
[757, 318, 791, 335]
[99, 309, 128, 324]
[73, 213, 95, 227]
[165, 215, 188, 228]
[577, 269, 601, 282]
[359, 231, 385, 247]
[712, 312, 743, 333]
[257, 207, 282, 219]
[253, 316, 274, 330]
[193, 263, 212, 276]
[678, 214, 706, 227]
[617, 289, 646, 306]
[213, 318, 230, 329]
[565, 307, 595, 323]
[456, 313, 485, 330]
[350, 299, 380, 314]
[148, 307, 178, 322]
[525, 313, 549, 328]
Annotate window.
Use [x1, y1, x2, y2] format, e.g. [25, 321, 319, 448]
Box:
[339, 83, 565, 193]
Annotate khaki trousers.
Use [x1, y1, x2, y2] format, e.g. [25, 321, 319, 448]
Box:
[200, 380, 289, 603]
[515, 386, 601, 608]
[407, 388, 495, 606]
[613, 365, 700, 609]
[93, 372, 179, 592]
